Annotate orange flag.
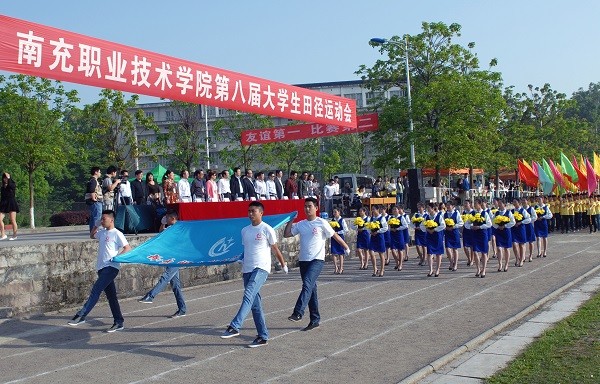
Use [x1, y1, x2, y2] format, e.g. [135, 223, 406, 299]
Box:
[573, 155, 587, 191]
[594, 152, 600, 178]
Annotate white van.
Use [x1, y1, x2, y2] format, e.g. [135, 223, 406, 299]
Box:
[334, 173, 375, 195]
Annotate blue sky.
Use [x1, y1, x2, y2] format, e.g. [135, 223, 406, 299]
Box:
[2, 0, 598, 105]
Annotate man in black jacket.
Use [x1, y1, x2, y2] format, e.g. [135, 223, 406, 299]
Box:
[230, 167, 244, 200]
[275, 170, 284, 199]
[131, 170, 148, 205]
[191, 169, 206, 202]
[242, 169, 257, 200]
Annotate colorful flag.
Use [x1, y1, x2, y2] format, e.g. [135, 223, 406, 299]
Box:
[113, 213, 296, 266]
[518, 159, 538, 188]
[547, 159, 565, 189]
[572, 154, 588, 191]
[579, 154, 587, 177]
[594, 152, 600, 178]
[560, 152, 578, 183]
[536, 162, 554, 195]
[586, 158, 598, 196]
[542, 159, 555, 184]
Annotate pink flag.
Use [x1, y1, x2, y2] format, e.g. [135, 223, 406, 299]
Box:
[548, 159, 565, 189]
[586, 158, 597, 196]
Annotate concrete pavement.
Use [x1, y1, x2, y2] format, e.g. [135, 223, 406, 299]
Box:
[0, 230, 598, 383]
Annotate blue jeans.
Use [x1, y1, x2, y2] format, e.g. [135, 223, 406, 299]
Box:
[77, 266, 123, 325]
[89, 202, 102, 232]
[293, 260, 324, 324]
[230, 268, 269, 340]
[147, 267, 186, 313]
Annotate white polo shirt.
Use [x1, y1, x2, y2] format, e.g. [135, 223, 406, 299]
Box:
[291, 217, 335, 261]
[241, 221, 278, 273]
[94, 227, 128, 271]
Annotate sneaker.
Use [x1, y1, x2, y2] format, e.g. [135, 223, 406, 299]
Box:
[106, 323, 124, 333]
[220, 326, 240, 339]
[8, 236, 17, 241]
[0, 235, 6, 240]
[67, 315, 86, 326]
[169, 310, 186, 318]
[138, 295, 153, 304]
[248, 337, 268, 348]
[301, 322, 320, 332]
[288, 313, 302, 322]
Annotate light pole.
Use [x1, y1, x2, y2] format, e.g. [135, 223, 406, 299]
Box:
[370, 36, 420, 213]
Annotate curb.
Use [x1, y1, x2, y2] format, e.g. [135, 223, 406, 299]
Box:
[400, 263, 600, 384]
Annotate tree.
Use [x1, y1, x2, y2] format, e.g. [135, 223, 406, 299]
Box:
[163, 101, 206, 172]
[83, 89, 157, 170]
[268, 139, 319, 177]
[213, 113, 274, 170]
[356, 22, 506, 185]
[0, 75, 78, 228]
[567, 82, 600, 154]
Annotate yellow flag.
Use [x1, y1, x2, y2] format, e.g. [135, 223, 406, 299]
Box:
[594, 152, 600, 178]
[579, 154, 587, 176]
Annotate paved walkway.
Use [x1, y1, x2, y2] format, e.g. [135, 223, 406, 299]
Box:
[413, 270, 600, 383]
[0, 229, 598, 383]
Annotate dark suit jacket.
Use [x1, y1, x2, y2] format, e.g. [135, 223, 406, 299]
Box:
[131, 179, 148, 205]
[275, 177, 284, 199]
[191, 178, 206, 200]
[242, 177, 256, 199]
[230, 176, 244, 199]
[285, 178, 298, 198]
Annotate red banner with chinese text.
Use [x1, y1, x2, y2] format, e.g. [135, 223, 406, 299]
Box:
[242, 112, 378, 145]
[0, 15, 357, 128]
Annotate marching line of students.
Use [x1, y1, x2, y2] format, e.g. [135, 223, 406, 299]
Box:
[330, 196, 560, 279]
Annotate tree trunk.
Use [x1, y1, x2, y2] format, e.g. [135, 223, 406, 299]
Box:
[28, 170, 35, 229]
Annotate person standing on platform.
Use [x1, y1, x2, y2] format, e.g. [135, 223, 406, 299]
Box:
[206, 170, 219, 201]
[220, 201, 288, 347]
[285, 171, 299, 199]
[177, 170, 192, 202]
[162, 170, 178, 204]
[118, 170, 132, 205]
[102, 166, 121, 211]
[131, 170, 148, 206]
[254, 172, 267, 199]
[217, 169, 231, 201]
[230, 167, 244, 200]
[68, 210, 130, 331]
[275, 170, 284, 199]
[138, 211, 187, 318]
[297, 172, 309, 199]
[191, 169, 207, 202]
[242, 169, 257, 200]
[285, 197, 350, 331]
[323, 179, 336, 217]
[85, 167, 103, 235]
[266, 171, 277, 199]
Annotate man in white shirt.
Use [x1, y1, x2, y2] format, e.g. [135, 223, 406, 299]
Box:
[177, 170, 192, 202]
[284, 197, 350, 331]
[68, 210, 131, 332]
[221, 201, 288, 347]
[217, 169, 231, 200]
[275, 170, 284, 199]
[323, 179, 336, 217]
[254, 172, 267, 199]
[266, 171, 277, 199]
[118, 169, 132, 205]
[332, 175, 340, 195]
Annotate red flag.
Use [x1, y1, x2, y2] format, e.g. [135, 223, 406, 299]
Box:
[572, 155, 587, 191]
[586, 158, 597, 196]
[518, 159, 538, 188]
[548, 159, 565, 189]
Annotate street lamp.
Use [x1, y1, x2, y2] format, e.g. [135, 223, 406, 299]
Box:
[370, 36, 421, 213]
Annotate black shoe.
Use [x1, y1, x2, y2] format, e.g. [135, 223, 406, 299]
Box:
[288, 313, 302, 322]
[301, 322, 320, 331]
[220, 325, 240, 339]
[169, 310, 186, 318]
[248, 336, 268, 348]
[106, 323, 124, 333]
[68, 314, 86, 326]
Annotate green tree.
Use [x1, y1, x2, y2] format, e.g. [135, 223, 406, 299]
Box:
[0, 75, 78, 228]
[213, 113, 274, 170]
[163, 101, 206, 172]
[83, 89, 157, 170]
[356, 22, 506, 185]
[567, 82, 600, 154]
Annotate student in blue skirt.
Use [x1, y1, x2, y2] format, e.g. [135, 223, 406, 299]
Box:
[422, 203, 446, 277]
[381, 206, 393, 266]
[464, 199, 492, 278]
[389, 205, 409, 271]
[461, 200, 475, 266]
[521, 197, 537, 262]
[444, 201, 463, 271]
[491, 199, 515, 272]
[511, 199, 530, 267]
[330, 208, 349, 274]
[368, 205, 388, 277]
[411, 203, 429, 266]
[534, 196, 553, 258]
[354, 207, 370, 270]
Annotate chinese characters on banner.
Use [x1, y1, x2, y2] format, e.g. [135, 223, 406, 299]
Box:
[0, 15, 357, 128]
[241, 112, 378, 145]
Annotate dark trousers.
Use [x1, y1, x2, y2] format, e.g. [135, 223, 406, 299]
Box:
[76, 266, 123, 325]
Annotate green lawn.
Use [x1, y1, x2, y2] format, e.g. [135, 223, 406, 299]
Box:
[486, 291, 600, 384]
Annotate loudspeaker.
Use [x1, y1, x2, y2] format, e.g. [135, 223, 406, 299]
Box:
[407, 168, 424, 214]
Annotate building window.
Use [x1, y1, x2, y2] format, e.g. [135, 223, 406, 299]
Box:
[165, 110, 175, 120]
[389, 89, 405, 98]
[343, 93, 363, 108]
[366, 91, 384, 105]
[145, 111, 155, 119]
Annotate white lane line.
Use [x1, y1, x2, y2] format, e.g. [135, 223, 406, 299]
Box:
[261, 241, 600, 383]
